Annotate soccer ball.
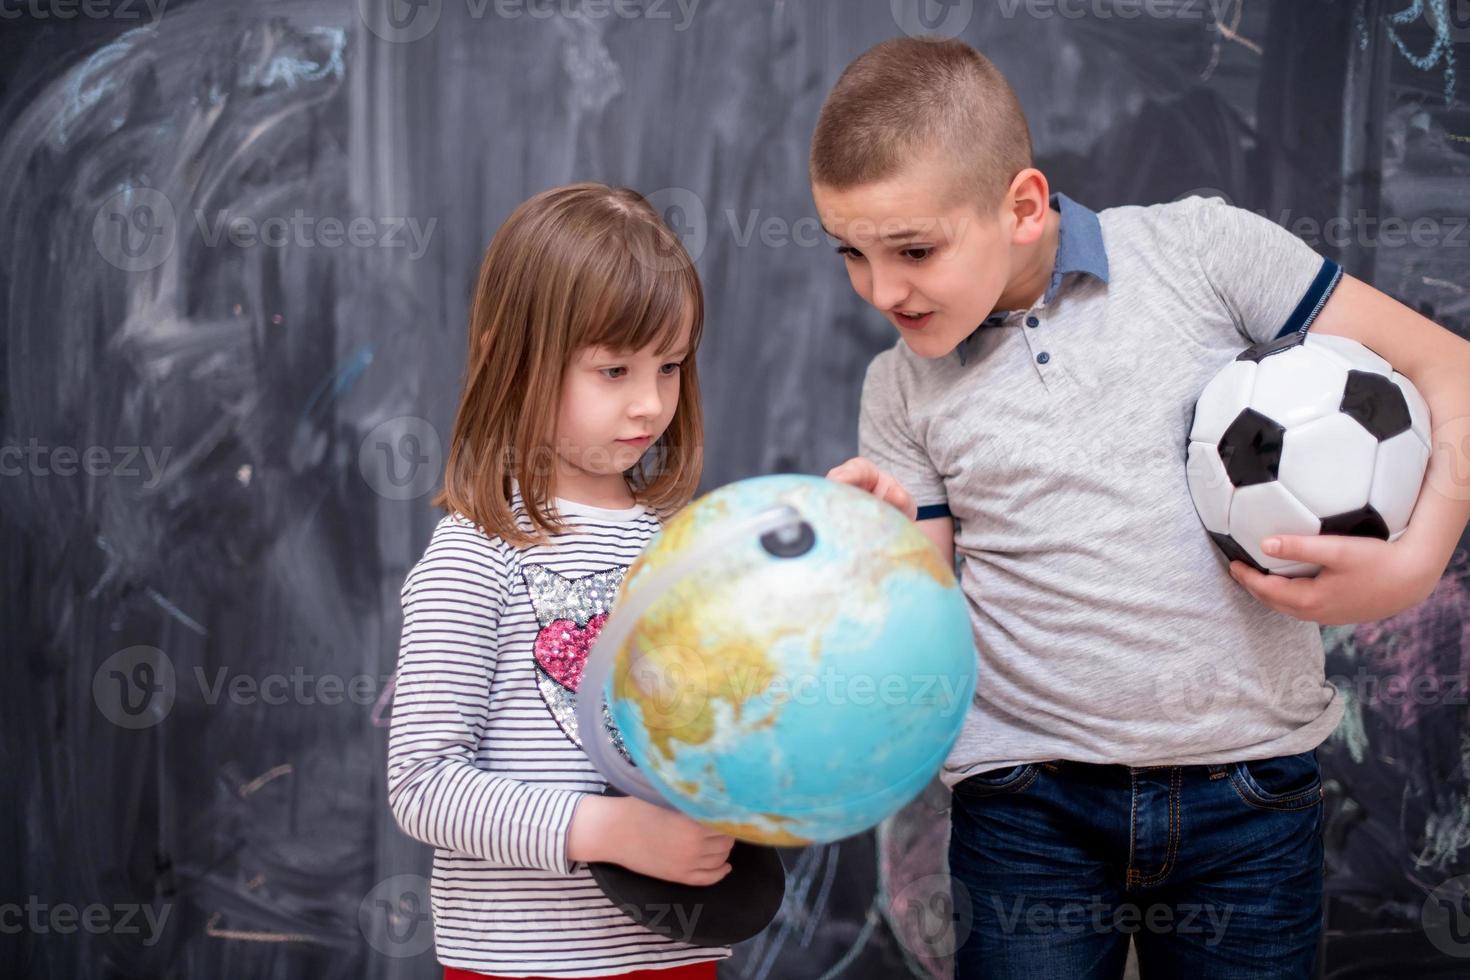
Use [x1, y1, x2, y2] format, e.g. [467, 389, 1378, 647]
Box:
[1186, 331, 1431, 578]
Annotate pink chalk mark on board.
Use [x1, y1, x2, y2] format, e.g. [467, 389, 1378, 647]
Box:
[1355, 549, 1470, 731]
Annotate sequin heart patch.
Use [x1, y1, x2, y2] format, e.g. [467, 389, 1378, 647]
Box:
[533, 612, 608, 692]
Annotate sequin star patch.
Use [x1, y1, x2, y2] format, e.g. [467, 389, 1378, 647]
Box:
[521, 563, 635, 764]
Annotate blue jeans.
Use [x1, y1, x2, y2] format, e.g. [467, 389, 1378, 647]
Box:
[948, 751, 1324, 979]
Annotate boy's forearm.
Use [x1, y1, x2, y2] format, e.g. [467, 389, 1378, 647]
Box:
[1400, 353, 1470, 577]
[1308, 274, 1470, 578]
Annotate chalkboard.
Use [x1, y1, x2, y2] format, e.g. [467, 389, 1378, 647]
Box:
[2, 1, 1467, 977]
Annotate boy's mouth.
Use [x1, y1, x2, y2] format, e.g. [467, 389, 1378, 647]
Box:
[895, 311, 933, 330]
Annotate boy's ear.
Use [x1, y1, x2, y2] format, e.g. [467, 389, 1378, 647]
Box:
[999, 168, 1052, 243]
[1006, 168, 1049, 215]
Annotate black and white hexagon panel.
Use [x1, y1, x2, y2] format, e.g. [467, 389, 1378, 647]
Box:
[1187, 331, 1431, 578]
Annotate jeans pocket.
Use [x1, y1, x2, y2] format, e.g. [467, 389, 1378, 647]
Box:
[954, 763, 1041, 799]
[1229, 750, 1323, 811]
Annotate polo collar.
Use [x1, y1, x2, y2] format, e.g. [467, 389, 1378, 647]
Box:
[956, 191, 1109, 366]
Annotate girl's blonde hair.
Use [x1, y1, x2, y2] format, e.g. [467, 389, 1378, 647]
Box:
[432, 183, 705, 546]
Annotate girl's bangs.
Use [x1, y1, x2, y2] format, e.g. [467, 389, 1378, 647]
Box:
[579, 222, 702, 356]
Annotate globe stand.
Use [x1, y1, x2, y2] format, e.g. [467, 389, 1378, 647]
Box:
[585, 785, 787, 947]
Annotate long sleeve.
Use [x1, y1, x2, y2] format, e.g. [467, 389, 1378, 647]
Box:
[386, 516, 586, 876]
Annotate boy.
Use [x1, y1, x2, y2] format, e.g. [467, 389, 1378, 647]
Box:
[815, 36, 1470, 979]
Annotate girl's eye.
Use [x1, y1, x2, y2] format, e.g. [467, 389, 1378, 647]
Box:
[660, 362, 682, 376]
[600, 367, 627, 380]
[836, 245, 863, 260]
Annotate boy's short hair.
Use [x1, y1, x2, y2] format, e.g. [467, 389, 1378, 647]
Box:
[809, 37, 1033, 213]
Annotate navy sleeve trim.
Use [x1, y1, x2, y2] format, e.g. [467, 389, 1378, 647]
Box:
[1274, 258, 1343, 339]
[915, 503, 953, 521]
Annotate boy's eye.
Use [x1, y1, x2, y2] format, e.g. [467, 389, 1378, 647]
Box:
[836, 244, 930, 261]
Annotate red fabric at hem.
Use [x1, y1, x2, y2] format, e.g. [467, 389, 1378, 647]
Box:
[444, 961, 717, 980]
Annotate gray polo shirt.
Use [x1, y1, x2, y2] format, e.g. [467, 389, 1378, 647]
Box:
[859, 192, 1346, 788]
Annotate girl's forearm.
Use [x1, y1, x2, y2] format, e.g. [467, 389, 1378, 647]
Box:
[566, 793, 621, 865]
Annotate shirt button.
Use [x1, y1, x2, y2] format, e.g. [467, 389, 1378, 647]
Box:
[1037, 352, 1051, 364]
[1026, 316, 1039, 328]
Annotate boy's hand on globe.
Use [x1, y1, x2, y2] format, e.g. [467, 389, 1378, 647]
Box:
[576, 793, 735, 885]
[825, 456, 917, 521]
[1228, 533, 1439, 626]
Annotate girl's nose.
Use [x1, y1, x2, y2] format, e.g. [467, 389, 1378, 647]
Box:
[629, 382, 663, 420]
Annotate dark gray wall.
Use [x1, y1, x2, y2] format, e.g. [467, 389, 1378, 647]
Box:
[3, 0, 1468, 977]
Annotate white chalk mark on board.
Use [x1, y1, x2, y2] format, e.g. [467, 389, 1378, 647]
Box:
[146, 587, 208, 636]
[205, 911, 321, 944]
[240, 764, 293, 797]
[95, 535, 208, 634]
[57, 28, 150, 146]
[556, 15, 624, 114]
[243, 27, 346, 90]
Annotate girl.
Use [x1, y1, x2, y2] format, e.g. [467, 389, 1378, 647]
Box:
[387, 183, 734, 980]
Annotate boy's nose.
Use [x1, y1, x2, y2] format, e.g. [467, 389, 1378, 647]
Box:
[868, 267, 909, 312]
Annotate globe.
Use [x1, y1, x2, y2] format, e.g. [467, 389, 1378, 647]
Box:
[577, 474, 976, 846]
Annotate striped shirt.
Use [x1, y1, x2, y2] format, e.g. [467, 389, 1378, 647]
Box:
[387, 488, 731, 977]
